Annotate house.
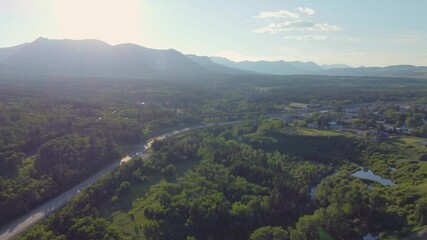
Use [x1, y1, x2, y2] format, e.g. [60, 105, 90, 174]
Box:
[328, 121, 344, 130]
[345, 112, 358, 118]
[374, 112, 384, 121]
[344, 108, 358, 118]
[294, 109, 310, 119]
[308, 122, 319, 129]
[384, 126, 395, 132]
[395, 126, 409, 133]
[399, 105, 410, 112]
[400, 125, 409, 132]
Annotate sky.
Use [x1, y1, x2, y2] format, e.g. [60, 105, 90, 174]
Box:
[0, 0, 426, 67]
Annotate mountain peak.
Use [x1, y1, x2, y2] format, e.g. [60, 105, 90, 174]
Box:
[1, 38, 425, 79]
[34, 37, 48, 43]
[0, 38, 206, 78]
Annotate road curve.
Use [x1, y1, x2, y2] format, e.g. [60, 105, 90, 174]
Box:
[0, 120, 242, 240]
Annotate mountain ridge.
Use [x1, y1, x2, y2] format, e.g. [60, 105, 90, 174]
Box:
[0, 38, 206, 78]
[0, 38, 426, 79]
[210, 56, 427, 78]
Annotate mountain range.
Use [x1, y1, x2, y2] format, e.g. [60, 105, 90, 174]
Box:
[0, 37, 426, 79]
[210, 57, 324, 75]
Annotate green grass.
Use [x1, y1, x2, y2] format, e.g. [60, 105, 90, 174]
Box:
[98, 159, 198, 239]
[364, 135, 427, 207]
[288, 102, 308, 108]
[413, 181, 427, 194]
[389, 136, 427, 160]
[246, 127, 358, 164]
[100, 176, 162, 239]
[293, 127, 350, 137]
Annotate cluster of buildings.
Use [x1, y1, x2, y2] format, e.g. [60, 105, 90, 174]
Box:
[282, 104, 345, 130]
[281, 102, 426, 141]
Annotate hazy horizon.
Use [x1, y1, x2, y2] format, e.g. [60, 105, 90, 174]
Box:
[1, 0, 427, 67]
[1, 2, 427, 240]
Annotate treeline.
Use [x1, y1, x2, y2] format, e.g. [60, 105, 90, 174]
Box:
[36, 130, 119, 188]
[0, 128, 120, 226]
[17, 120, 427, 239]
[225, 75, 427, 105]
[354, 103, 427, 131]
[3, 74, 427, 238]
[0, 78, 197, 227]
[19, 120, 336, 239]
[0, 76, 219, 227]
[0, 96, 145, 226]
[292, 170, 427, 239]
[140, 121, 427, 239]
[17, 132, 188, 240]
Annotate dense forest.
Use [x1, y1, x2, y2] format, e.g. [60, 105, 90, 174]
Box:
[1, 75, 427, 239]
[0, 77, 202, 226]
[18, 119, 427, 240]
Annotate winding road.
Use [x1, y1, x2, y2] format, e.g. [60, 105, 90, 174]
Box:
[0, 121, 242, 240]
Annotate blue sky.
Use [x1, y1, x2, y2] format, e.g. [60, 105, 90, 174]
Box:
[1, 0, 426, 66]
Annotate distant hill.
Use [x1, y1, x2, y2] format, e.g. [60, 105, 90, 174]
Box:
[210, 57, 324, 75]
[186, 55, 253, 75]
[0, 38, 426, 79]
[288, 61, 324, 72]
[0, 38, 205, 79]
[0, 43, 28, 62]
[210, 56, 427, 78]
[321, 64, 352, 70]
[322, 65, 427, 78]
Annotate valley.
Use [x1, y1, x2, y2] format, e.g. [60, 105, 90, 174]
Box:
[0, 73, 426, 239]
[2, 1, 427, 239]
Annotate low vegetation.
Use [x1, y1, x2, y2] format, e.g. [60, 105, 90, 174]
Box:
[1, 75, 427, 239]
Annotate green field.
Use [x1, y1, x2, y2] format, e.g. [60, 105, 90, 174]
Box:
[98, 159, 198, 239]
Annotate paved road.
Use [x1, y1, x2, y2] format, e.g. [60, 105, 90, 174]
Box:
[0, 159, 122, 240]
[0, 120, 242, 240]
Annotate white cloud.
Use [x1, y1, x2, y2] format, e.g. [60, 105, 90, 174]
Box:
[253, 21, 343, 34]
[253, 9, 300, 19]
[253, 21, 311, 33]
[297, 7, 315, 16]
[283, 35, 327, 41]
[253, 7, 314, 20]
[253, 23, 277, 33]
[310, 23, 343, 32]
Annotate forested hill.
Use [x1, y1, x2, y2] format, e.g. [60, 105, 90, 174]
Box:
[210, 57, 427, 79]
[17, 120, 427, 240]
[0, 38, 248, 79]
[1, 38, 426, 79]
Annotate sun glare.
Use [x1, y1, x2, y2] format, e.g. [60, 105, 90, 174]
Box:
[54, 0, 143, 45]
